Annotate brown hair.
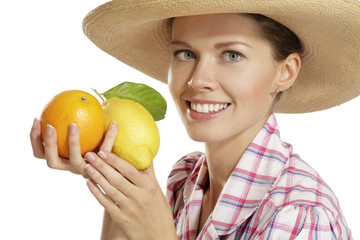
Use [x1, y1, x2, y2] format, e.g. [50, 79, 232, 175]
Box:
[243, 14, 303, 104]
[244, 13, 303, 61]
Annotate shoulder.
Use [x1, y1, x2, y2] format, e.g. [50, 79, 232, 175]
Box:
[165, 152, 205, 217]
[262, 154, 352, 238]
[270, 154, 338, 212]
[257, 204, 351, 239]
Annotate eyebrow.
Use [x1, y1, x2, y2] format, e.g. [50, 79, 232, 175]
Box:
[215, 41, 253, 49]
[169, 40, 252, 49]
[169, 41, 191, 47]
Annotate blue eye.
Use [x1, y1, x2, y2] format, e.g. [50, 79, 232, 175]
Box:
[174, 50, 195, 61]
[223, 51, 242, 62]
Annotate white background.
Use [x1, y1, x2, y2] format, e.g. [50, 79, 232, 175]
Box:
[1, 1, 359, 239]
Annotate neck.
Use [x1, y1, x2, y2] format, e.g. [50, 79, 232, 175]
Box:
[204, 113, 271, 208]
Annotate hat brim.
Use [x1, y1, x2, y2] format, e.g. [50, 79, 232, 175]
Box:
[83, 0, 360, 113]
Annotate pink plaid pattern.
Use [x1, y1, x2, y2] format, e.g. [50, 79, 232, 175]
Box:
[166, 114, 351, 239]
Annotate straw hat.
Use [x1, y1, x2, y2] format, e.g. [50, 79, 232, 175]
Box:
[83, 0, 360, 113]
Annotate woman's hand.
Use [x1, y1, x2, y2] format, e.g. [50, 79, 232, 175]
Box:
[29, 118, 117, 178]
[30, 119, 129, 238]
[84, 150, 177, 240]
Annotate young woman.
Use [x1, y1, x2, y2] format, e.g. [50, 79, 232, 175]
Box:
[30, 0, 359, 239]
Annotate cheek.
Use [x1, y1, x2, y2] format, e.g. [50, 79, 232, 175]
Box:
[168, 63, 191, 98]
[221, 67, 274, 105]
[168, 70, 186, 112]
[167, 67, 178, 99]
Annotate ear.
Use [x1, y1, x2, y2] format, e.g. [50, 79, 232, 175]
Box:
[276, 53, 301, 91]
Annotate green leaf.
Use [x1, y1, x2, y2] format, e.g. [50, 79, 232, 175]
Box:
[102, 82, 167, 121]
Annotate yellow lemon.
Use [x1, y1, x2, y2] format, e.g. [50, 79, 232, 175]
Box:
[102, 97, 160, 170]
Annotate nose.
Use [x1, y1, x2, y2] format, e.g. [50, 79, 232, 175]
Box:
[188, 57, 218, 91]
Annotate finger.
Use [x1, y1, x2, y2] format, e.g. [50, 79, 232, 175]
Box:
[143, 161, 156, 179]
[85, 152, 136, 198]
[85, 163, 127, 204]
[43, 124, 62, 169]
[86, 179, 121, 213]
[30, 118, 45, 159]
[43, 124, 71, 171]
[99, 121, 118, 152]
[98, 151, 150, 190]
[68, 123, 87, 177]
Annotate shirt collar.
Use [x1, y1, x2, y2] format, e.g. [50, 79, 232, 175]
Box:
[186, 114, 290, 236]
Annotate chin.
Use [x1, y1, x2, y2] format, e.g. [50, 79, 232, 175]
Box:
[185, 126, 222, 143]
[185, 127, 207, 143]
[188, 134, 208, 143]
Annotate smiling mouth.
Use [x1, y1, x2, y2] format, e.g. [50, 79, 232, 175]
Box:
[187, 101, 231, 113]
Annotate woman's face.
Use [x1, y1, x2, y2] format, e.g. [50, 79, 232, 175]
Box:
[168, 13, 284, 144]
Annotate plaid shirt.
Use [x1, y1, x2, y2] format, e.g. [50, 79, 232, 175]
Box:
[166, 114, 351, 239]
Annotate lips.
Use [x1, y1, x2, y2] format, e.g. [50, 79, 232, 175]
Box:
[190, 102, 230, 113]
[186, 100, 231, 120]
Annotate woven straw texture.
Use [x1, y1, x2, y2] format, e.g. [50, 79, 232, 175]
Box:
[83, 0, 360, 113]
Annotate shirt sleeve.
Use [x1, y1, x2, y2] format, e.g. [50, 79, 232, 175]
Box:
[257, 205, 351, 240]
[166, 152, 202, 219]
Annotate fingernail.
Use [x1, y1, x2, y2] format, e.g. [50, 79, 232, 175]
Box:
[85, 164, 95, 174]
[85, 152, 96, 163]
[69, 123, 77, 135]
[110, 121, 117, 130]
[32, 118, 38, 128]
[98, 151, 107, 160]
[45, 124, 54, 137]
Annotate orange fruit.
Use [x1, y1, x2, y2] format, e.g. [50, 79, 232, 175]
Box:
[40, 90, 105, 158]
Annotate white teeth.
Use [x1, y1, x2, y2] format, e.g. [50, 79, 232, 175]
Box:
[190, 102, 229, 113]
[209, 104, 214, 112]
[203, 104, 209, 113]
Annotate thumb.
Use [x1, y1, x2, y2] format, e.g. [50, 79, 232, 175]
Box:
[99, 121, 118, 152]
[143, 161, 156, 179]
